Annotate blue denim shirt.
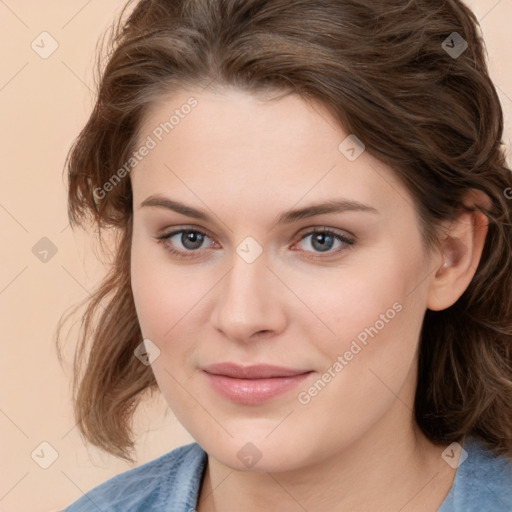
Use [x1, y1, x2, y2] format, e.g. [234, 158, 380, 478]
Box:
[63, 436, 512, 511]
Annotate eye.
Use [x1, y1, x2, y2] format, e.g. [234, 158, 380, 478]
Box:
[155, 227, 354, 260]
[293, 228, 354, 258]
[156, 228, 215, 260]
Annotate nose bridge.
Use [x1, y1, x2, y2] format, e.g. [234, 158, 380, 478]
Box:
[212, 246, 283, 340]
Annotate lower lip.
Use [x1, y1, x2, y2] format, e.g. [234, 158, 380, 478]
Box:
[203, 371, 313, 405]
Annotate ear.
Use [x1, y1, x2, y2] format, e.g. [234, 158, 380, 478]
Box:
[426, 189, 491, 311]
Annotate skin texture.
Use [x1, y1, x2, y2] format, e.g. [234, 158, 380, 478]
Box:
[129, 86, 489, 511]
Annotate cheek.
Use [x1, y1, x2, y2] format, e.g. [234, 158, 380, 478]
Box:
[294, 265, 424, 436]
[130, 246, 198, 410]
[131, 238, 178, 341]
[311, 250, 425, 371]
[130, 235, 201, 338]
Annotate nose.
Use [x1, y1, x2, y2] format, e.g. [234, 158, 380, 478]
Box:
[211, 249, 287, 343]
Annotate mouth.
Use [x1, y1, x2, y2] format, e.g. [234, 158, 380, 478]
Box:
[201, 363, 314, 405]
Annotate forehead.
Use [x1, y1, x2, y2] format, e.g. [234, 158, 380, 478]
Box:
[131, 87, 411, 220]
[137, 86, 339, 153]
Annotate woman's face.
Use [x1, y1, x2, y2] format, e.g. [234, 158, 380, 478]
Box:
[130, 86, 438, 472]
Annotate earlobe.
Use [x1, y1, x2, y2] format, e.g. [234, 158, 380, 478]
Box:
[427, 190, 491, 311]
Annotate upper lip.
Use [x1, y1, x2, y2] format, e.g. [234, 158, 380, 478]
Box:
[202, 363, 312, 379]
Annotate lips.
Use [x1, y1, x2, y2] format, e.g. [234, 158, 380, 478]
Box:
[202, 362, 310, 379]
[201, 362, 313, 405]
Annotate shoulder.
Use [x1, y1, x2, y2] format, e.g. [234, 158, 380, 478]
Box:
[438, 436, 512, 512]
[62, 442, 207, 512]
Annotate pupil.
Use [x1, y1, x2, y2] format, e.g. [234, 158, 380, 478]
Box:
[183, 231, 203, 249]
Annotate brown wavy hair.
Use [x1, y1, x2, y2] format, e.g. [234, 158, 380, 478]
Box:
[57, 0, 512, 463]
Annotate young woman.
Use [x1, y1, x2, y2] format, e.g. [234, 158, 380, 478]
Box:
[58, 0, 512, 510]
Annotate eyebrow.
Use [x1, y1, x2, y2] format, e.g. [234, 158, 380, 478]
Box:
[139, 195, 379, 225]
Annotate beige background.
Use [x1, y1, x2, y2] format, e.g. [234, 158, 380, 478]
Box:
[0, 1, 511, 511]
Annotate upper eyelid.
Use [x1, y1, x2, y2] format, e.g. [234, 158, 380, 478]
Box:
[159, 224, 351, 237]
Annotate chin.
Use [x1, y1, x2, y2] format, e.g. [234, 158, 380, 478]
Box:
[199, 431, 313, 473]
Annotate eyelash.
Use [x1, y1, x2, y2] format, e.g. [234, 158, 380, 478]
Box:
[155, 227, 354, 261]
